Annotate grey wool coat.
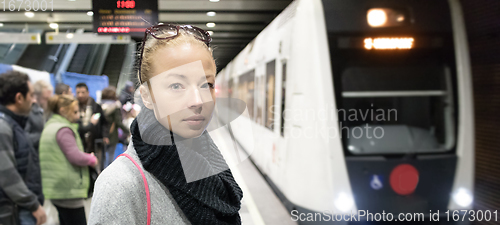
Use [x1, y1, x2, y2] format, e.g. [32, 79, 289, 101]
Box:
[88, 142, 191, 225]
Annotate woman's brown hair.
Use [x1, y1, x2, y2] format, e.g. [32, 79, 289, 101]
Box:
[47, 94, 78, 119]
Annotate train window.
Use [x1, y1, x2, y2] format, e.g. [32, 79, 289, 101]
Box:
[280, 61, 287, 137]
[341, 66, 445, 92]
[255, 76, 265, 126]
[339, 66, 455, 155]
[238, 70, 255, 119]
[265, 60, 276, 131]
[228, 78, 234, 98]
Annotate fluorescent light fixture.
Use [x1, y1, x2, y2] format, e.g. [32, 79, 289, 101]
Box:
[87, 11, 94, 16]
[25, 12, 35, 18]
[49, 23, 59, 29]
[453, 188, 473, 207]
[66, 33, 74, 39]
[334, 192, 354, 213]
[367, 9, 387, 27]
[209, 0, 220, 2]
[207, 11, 216, 17]
[206, 22, 216, 28]
[207, 31, 214, 36]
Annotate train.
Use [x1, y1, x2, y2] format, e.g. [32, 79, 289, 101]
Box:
[215, 0, 474, 224]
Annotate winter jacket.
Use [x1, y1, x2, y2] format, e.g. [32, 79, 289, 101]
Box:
[78, 97, 109, 153]
[0, 105, 43, 225]
[88, 142, 190, 225]
[101, 100, 129, 146]
[24, 103, 45, 152]
[39, 114, 89, 199]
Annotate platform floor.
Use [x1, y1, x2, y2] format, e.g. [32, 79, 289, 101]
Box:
[211, 126, 297, 225]
[41, 126, 296, 225]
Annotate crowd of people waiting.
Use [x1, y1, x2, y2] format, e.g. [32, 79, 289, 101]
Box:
[0, 71, 138, 225]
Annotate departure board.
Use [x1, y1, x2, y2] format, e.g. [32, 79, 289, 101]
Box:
[92, 0, 158, 37]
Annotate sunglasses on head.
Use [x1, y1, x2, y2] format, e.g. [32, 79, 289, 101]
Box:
[138, 24, 212, 84]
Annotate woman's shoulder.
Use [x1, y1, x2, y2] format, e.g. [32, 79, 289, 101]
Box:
[89, 150, 191, 225]
[95, 154, 142, 189]
[89, 155, 149, 224]
[93, 149, 157, 199]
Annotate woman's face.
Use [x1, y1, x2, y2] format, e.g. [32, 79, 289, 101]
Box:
[62, 103, 80, 123]
[143, 42, 216, 139]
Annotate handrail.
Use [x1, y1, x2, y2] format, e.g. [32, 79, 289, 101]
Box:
[342, 90, 446, 98]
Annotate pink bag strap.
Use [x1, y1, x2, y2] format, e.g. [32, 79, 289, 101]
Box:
[118, 153, 151, 225]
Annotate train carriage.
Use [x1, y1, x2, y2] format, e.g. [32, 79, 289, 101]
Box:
[216, 0, 474, 223]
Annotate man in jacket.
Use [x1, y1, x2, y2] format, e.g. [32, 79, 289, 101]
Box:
[25, 80, 53, 152]
[0, 71, 46, 225]
[76, 83, 109, 168]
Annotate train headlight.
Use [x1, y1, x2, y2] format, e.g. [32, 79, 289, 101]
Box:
[367, 8, 408, 28]
[334, 192, 354, 213]
[367, 9, 388, 27]
[453, 188, 473, 207]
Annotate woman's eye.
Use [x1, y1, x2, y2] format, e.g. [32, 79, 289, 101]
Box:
[169, 83, 183, 90]
[201, 82, 215, 89]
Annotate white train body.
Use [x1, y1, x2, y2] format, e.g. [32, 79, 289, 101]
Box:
[216, 0, 474, 222]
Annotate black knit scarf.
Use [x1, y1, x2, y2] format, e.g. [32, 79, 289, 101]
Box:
[131, 108, 243, 225]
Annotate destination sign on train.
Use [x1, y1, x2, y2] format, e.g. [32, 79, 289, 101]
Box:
[92, 0, 158, 37]
[364, 37, 415, 50]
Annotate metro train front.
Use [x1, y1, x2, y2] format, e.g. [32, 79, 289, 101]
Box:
[216, 0, 474, 224]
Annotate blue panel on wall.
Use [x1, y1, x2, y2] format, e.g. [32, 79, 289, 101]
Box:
[61, 72, 109, 101]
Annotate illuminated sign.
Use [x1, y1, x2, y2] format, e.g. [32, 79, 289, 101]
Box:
[364, 37, 414, 50]
[92, 0, 158, 37]
[0, 33, 41, 44]
[116, 0, 135, 9]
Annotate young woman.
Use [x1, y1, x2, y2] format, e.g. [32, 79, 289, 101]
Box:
[89, 24, 243, 225]
[100, 86, 129, 168]
[39, 94, 98, 225]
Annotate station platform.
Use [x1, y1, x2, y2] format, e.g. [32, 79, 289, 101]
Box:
[41, 126, 295, 225]
[210, 126, 297, 225]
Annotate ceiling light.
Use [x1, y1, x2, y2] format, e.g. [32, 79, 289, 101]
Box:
[49, 23, 59, 29]
[87, 11, 94, 16]
[66, 33, 74, 39]
[206, 22, 216, 28]
[0, 23, 3, 27]
[207, 31, 214, 36]
[209, 0, 220, 2]
[206, 11, 216, 17]
[25, 12, 35, 18]
[68, 0, 76, 1]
